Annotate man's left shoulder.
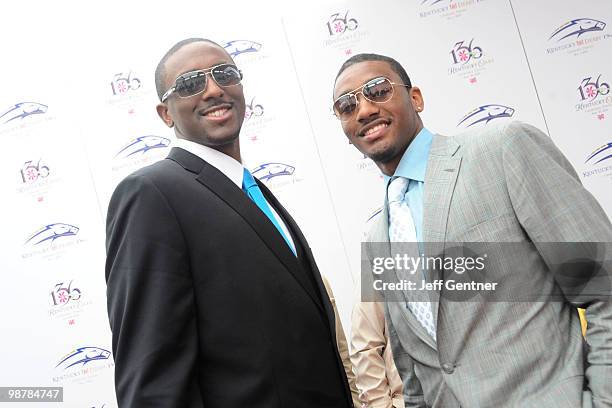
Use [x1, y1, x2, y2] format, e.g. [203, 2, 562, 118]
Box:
[454, 121, 553, 160]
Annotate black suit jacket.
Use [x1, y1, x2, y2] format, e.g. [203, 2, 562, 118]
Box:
[105, 147, 353, 407]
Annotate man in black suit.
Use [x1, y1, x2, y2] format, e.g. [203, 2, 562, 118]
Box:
[105, 38, 353, 408]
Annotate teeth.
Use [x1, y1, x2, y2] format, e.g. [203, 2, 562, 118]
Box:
[205, 107, 229, 117]
[365, 123, 387, 135]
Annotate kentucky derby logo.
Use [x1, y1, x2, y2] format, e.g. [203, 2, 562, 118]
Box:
[110, 71, 142, 96]
[457, 104, 514, 127]
[577, 75, 610, 102]
[575, 75, 612, 117]
[450, 39, 482, 64]
[582, 142, 612, 179]
[49, 281, 82, 307]
[223, 40, 262, 58]
[550, 18, 606, 42]
[418, 0, 481, 20]
[421, 0, 453, 6]
[252, 163, 295, 182]
[586, 143, 612, 165]
[447, 38, 493, 81]
[56, 347, 111, 370]
[20, 159, 50, 184]
[25, 223, 79, 246]
[326, 11, 358, 36]
[0, 102, 47, 124]
[115, 135, 171, 159]
[245, 97, 264, 121]
[546, 18, 610, 56]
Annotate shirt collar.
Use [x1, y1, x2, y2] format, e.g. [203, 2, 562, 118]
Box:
[174, 138, 244, 188]
[384, 127, 433, 185]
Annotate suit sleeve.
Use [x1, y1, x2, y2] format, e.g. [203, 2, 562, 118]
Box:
[105, 174, 202, 408]
[502, 121, 612, 408]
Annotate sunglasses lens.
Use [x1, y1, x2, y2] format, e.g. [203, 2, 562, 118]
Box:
[175, 72, 207, 97]
[212, 64, 242, 86]
[363, 78, 393, 102]
[334, 95, 357, 119]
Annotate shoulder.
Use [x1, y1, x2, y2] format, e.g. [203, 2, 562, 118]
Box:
[113, 158, 186, 195]
[452, 121, 551, 157]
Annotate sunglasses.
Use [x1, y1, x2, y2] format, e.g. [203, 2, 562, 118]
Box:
[332, 76, 410, 121]
[161, 63, 243, 102]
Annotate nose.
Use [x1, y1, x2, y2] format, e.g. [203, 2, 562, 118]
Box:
[200, 74, 225, 100]
[355, 93, 380, 122]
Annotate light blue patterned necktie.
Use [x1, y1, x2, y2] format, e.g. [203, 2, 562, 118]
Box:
[388, 176, 436, 341]
[243, 168, 296, 256]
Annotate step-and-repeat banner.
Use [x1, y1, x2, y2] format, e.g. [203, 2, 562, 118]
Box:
[1, 0, 610, 406]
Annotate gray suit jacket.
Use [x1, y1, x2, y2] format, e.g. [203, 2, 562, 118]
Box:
[364, 122, 612, 407]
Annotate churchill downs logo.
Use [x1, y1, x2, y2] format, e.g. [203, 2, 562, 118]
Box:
[547, 18, 611, 56]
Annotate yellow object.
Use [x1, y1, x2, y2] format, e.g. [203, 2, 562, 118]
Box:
[578, 308, 587, 336]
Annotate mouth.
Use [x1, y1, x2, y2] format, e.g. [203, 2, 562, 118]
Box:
[198, 103, 234, 122]
[358, 118, 391, 140]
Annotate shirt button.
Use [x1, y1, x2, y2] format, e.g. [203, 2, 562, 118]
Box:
[441, 363, 455, 374]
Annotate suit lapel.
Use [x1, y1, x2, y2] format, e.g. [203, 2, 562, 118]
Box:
[371, 201, 438, 350]
[166, 148, 326, 316]
[257, 180, 329, 318]
[422, 135, 462, 327]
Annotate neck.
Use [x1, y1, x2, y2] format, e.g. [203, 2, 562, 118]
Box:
[377, 156, 402, 177]
[377, 123, 424, 176]
[213, 141, 242, 163]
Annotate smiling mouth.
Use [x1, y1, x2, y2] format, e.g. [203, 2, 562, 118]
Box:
[364, 123, 388, 136]
[198, 103, 233, 118]
[359, 119, 390, 138]
[204, 107, 230, 117]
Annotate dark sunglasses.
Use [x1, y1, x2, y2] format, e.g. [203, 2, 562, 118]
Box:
[332, 76, 409, 121]
[161, 63, 243, 102]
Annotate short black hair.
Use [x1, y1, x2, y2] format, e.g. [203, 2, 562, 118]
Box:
[154, 38, 220, 101]
[334, 53, 412, 90]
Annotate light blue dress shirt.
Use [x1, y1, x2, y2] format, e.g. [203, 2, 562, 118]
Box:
[384, 127, 433, 243]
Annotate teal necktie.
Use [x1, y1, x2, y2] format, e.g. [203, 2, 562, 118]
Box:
[242, 168, 296, 256]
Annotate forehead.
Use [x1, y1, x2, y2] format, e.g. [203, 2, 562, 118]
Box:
[163, 42, 232, 86]
[334, 61, 401, 98]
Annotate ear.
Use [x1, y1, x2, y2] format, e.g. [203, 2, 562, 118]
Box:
[156, 103, 174, 127]
[409, 86, 424, 113]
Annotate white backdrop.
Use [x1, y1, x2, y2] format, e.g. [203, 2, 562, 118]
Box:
[1, 0, 610, 406]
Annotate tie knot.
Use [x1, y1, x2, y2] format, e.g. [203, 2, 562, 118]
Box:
[242, 168, 258, 191]
[387, 177, 409, 203]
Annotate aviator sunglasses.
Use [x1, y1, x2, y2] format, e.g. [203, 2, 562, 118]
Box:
[161, 63, 243, 102]
[333, 76, 410, 121]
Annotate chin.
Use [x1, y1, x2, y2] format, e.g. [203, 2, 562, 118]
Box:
[364, 144, 397, 163]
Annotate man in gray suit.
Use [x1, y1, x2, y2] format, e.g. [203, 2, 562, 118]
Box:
[332, 53, 612, 407]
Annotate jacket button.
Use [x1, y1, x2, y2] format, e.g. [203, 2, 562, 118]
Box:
[441, 363, 455, 374]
